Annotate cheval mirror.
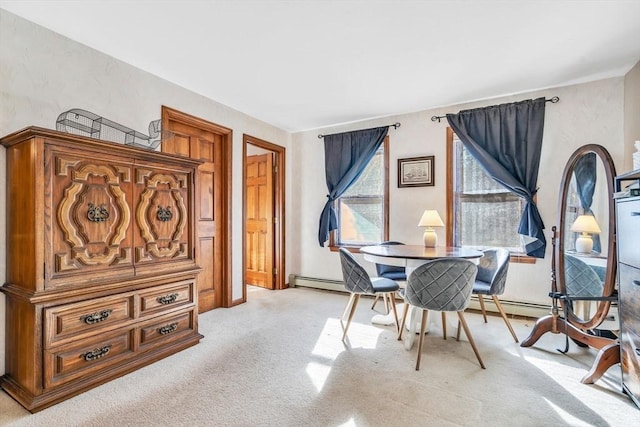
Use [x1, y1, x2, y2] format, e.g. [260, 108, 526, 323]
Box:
[521, 144, 619, 384]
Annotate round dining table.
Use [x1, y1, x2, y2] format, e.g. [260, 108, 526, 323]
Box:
[360, 244, 484, 270]
[360, 244, 484, 349]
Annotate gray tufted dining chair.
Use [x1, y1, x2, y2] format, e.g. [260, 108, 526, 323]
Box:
[563, 253, 604, 321]
[339, 248, 400, 341]
[398, 258, 485, 370]
[472, 248, 518, 342]
[371, 241, 407, 313]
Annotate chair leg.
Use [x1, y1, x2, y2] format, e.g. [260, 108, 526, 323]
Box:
[457, 311, 486, 369]
[341, 293, 356, 324]
[342, 294, 361, 341]
[441, 312, 447, 339]
[398, 303, 409, 340]
[389, 293, 400, 334]
[383, 293, 390, 314]
[492, 295, 519, 343]
[372, 294, 390, 314]
[456, 320, 461, 341]
[477, 294, 488, 323]
[416, 309, 428, 371]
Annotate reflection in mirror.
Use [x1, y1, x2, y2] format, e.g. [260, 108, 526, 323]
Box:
[559, 145, 616, 327]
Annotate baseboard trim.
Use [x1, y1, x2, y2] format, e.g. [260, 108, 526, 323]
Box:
[290, 274, 550, 319]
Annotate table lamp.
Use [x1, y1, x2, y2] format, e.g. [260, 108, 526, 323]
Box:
[418, 210, 444, 247]
[570, 214, 601, 253]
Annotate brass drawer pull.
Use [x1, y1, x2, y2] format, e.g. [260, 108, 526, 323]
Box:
[158, 323, 179, 335]
[157, 293, 179, 305]
[81, 309, 113, 324]
[157, 205, 173, 222]
[87, 202, 110, 222]
[82, 345, 111, 362]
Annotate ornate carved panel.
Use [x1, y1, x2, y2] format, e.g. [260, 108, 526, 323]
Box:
[52, 155, 133, 275]
[135, 168, 189, 263]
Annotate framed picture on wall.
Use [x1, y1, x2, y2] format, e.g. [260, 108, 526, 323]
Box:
[398, 156, 434, 187]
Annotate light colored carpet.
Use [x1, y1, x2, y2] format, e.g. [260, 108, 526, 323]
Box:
[0, 286, 637, 426]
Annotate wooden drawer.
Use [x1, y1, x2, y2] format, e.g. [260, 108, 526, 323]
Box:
[44, 293, 135, 348]
[139, 280, 195, 317]
[44, 328, 135, 389]
[619, 264, 640, 335]
[621, 328, 640, 405]
[138, 309, 197, 352]
[617, 198, 640, 268]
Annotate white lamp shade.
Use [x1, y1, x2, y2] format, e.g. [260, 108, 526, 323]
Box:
[569, 214, 601, 234]
[418, 210, 444, 227]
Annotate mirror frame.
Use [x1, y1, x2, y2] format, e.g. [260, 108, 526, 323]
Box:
[557, 144, 617, 330]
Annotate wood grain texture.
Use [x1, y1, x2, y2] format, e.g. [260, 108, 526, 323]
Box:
[0, 127, 203, 412]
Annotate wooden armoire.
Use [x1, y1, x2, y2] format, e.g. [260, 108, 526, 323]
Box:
[0, 127, 203, 412]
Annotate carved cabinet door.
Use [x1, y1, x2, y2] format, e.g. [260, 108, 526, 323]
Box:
[46, 149, 135, 288]
[132, 163, 196, 276]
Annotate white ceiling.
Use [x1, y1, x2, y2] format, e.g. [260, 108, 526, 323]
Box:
[2, 0, 640, 132]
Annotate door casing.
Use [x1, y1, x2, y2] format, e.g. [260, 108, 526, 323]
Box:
[162, 106, 234, 309]
[243, 134, 286, 299]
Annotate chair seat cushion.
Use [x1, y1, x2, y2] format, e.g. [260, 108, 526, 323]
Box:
[472, 280, 492, 295]
[371, 277, 400, 293]
[380, 271, 407, 281]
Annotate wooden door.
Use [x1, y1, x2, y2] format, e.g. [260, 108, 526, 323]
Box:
[245, 154, 274, 289]
[162, 108, 231, 312]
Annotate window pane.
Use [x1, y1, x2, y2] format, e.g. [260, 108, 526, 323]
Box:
[336, 148, 384, 245]
[343, 152, 383, 196]
[457, 195, 523, 249]
[338, 197, 383, 244]
[454, 137, 525, 251]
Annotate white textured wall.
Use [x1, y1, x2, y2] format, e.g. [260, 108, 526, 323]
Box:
[292, 78, 625, 307]
[0, 10, 292, 376]
[624, 60, 640, 171]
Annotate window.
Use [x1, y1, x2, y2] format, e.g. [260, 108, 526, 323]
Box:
[330, 137, 389, 249]
[446, 129, 533, 262]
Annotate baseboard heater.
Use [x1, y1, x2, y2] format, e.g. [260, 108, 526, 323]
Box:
[290, 274, 550, 319]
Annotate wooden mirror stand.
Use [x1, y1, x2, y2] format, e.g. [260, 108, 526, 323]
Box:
[520, 144, 620, 384]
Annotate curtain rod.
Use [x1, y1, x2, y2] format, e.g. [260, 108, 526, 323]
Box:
[430, 96, 560, 123]
[317, 122, 401, 139]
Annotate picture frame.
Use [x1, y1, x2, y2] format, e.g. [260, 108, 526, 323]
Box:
[398, 156, 434, 187]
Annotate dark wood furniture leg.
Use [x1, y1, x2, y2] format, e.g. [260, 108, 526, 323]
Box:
[521, 311, 618, 384]
[581, 342, 621, 384]
[520, 315, 555, 347]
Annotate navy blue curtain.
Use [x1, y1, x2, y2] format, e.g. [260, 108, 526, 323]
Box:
[318, 126, 389, 246]
[446, 98, 547, 258]
[574, 153, 601, 252]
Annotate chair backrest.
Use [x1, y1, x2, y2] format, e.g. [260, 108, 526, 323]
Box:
[476, 248, 510, 295]
[339, 248, 374, 294]
[375, 241, 407, 280]
[564, 254, 603, 298]
[405, 259, 478, 312]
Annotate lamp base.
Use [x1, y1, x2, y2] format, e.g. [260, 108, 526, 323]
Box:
[423, 229, 437, 248]
[575, 234, 593, 254]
